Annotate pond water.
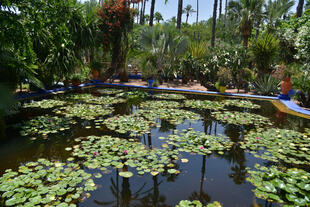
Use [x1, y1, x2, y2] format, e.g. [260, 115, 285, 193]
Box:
[1, 87, 310, 207]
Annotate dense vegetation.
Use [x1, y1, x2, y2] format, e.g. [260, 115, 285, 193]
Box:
[1, 0, 310, 112]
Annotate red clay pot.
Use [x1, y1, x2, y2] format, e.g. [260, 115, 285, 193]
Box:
[280, 77, 292, 95]
[71, 79, 81, 86]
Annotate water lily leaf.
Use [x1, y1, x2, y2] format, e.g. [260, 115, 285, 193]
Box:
[119, 171, 133, 178]
[181, 159, 189, 163]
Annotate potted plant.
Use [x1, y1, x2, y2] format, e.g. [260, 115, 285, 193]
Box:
[216, 67, 232, 93]
[274, 64, 293, 100]
[89, 61, 102, 80]
[71, 73, 82, 86]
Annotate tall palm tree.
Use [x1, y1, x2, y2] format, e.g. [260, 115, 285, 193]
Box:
[219, 0, 223, 17]
[264, 0, 294, 29]
[176, 0, 183, 30]
[149, 0, 156, 26]
[196, 0, 199, 23]
[154, 11, 163, 23]
[297, 0, 305, 17]
[139, 0, 147, 25]
[183, 4, 196, 24]
[211, 0, 218, 48]
[228, 0, 264, 47]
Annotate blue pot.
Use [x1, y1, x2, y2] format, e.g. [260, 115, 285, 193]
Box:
[147, 79, 154, 88]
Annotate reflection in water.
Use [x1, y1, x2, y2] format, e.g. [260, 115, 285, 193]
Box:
[189, 155, 211, 205]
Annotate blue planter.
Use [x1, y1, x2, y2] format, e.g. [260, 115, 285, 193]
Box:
[147, 79, 154, 88]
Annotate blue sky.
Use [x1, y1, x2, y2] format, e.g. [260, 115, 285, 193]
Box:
[143, 0, 298, 24]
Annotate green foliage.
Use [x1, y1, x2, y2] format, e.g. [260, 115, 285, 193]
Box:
[247, 164, 310, 206]
[0, 160, 96, 206]
[54, 104, 113, 120]
[160, 129, 233, 155]
[254, 75, 280, 96]
[72, 135, 181, 176]
[184, 100, 224, 111]
[211, 111, 272, 126]
[23, 99, 66, 109]
[138, 23, 188, 80]
[240, 128, 310, 165]
[249, 33, 279, 75]
[176, 200, 222, 207]
[217, 67, 233, 86]
[103, 114, 156, 136]
[16, 115, 73, 137]
[153, 93, 187, 100]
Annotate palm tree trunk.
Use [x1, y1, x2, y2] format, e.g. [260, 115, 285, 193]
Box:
[186, 13, 189, 24]
[296, 0, 304, 17]
[137, 2, 140, 23]
[140, 0, 146, 25]
[149, 0, 155, 26]
[219, 0, 222, 18]
[211, 0, 218, 48]
[196, 0, 199, 24]
[177, 0, 183, 30]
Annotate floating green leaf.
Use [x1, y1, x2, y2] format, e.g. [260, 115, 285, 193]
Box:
[16, 115, 73, 137]
[54, 104, 113, 120]
[0, 159, 96, 206]
[211, 111, 272, 126]
[240, 128, 310, 165]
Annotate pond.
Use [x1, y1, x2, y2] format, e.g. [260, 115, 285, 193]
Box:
[1, 87, 310, 207]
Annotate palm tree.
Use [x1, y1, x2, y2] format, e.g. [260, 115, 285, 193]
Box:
[176, 0, 183, 30]
[264, 0, 294, 30]
[144, 14, 150, 24]
[139, 0, 147, 25]
[154, 11, 163, 23]
[219, 0, 223, 17]
[211, 0, 218, 48]
[183, 4, 196, 24]
[297, 0, 305, 17]
[196, 0, 199, 23]
[228, 0, 264, 47]
[149, 0, 156, 26]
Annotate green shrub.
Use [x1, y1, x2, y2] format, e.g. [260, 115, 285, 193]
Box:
[254, 75, 280, 96]
[249, 33, 279, 76]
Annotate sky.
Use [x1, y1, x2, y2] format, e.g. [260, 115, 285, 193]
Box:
[143, 0, 299, 24]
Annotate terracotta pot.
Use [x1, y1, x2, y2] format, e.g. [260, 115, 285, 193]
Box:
[91, 69, 100, 80]
[280, 77, 292, 95]
[120, 71, 129, 82]
[71, 79, 81, 86]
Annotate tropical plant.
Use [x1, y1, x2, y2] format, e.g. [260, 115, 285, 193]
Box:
[217, 67, 233, 86]
[264, 0, 294, 31]
[228, 0, 264, 47]
[154, 11, 163, 23]
[253, 75, 280, 96]
[98, 0, 142, 81]
[183, 4, 196, 24]
[138, 23, 188, 81]
[249, 33, 279, 76]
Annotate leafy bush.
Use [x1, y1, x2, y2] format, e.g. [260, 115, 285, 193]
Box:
[254, 75, 280, 96]
[249, 33, 279, 76]
[217, 67, 233, 86]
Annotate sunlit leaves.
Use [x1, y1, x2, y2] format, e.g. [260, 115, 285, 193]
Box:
[0, 159, 96, 206]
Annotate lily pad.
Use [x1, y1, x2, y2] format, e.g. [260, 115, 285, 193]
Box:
[0, 159, 96, 206]
[247, 164, 310, 206]
[211, 111, 272, 126]
[16, 115, 73, 137]
[54, 104, 113, 120]
[119, 171, 133, 178]
[23, 99, 67, 109]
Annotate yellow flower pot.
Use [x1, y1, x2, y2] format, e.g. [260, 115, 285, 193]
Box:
[219, 86, 226, 93]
